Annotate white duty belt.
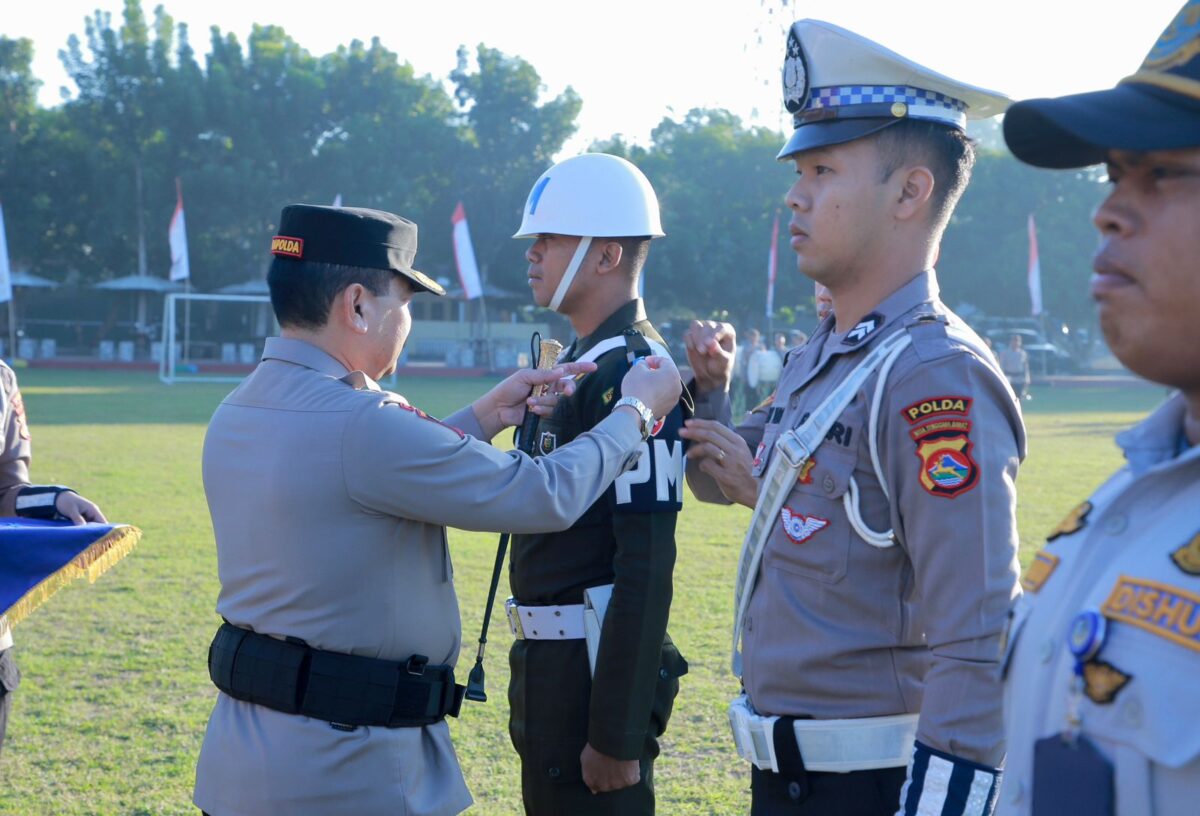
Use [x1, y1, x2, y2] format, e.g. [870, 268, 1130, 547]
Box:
[506, 598, 586, 640]
[729, 694, 918, 773]
[731, 330, 912, 676]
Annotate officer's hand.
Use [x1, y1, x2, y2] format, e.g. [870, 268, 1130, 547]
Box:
[619, 355, 682, 420]
[580, 743, 640, 794]
[55, 492, 108, 525]
[679, 418, 758, 508]
[473, 361, 599, 438]
[684, 320, 736, 394]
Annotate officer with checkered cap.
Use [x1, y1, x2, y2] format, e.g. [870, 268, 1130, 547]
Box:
[999, 4, 1200, 814]
[681, 20, 1024, 816]
[192, 204, 682, 816]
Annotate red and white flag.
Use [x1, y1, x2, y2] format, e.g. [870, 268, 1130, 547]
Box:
[766, 211, 780, 318]
[1027, 213, 1042, 316]
[168, 179, 190, 282]
[0, 202, 12, 303]
[451, 202, 483, 300]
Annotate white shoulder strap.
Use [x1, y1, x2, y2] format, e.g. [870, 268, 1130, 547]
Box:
[848, 321, 1016, 548]
[575, 335, 673, 366]
[731, 330, 912, 676]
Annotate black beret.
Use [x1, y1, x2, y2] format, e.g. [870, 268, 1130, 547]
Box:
[270, 204, 445, 296]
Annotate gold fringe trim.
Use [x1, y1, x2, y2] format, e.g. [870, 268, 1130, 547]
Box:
[0, 525, 142, 639]
[1120, 70, 1200, 102]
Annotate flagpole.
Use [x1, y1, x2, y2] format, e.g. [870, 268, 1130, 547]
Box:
[6, 299, 14, 362]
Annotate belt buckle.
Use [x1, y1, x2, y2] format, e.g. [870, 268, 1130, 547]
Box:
[774, 431, 810, 469]
[505, 598, 525, 639]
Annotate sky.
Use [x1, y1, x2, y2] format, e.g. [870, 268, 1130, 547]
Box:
[5, 0, 1187, 154]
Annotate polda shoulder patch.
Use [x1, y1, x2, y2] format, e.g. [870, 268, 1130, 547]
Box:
[902, 395, 972, 425]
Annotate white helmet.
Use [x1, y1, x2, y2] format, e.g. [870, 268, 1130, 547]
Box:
[513, 153, 664, 311]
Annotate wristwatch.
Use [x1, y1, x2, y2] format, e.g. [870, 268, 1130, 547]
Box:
[613, 396, 656, 441]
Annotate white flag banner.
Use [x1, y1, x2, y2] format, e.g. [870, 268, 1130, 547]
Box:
[451, 201, 483, 300]
[1027, 213, 1042, 317]
[169, 180, 190, 282]
[0, 203, 12, 304]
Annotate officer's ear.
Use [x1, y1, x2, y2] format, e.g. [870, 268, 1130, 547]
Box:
[338, 284, 371, 335]
[893, 164, 935, 223]
[593, 240, 625, 277]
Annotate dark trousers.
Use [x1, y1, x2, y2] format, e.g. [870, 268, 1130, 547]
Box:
[510, 639, 681, 816]
[751, 765, 906, 815]
[0, 648, 19, 755]
[521, 753, 656, 816]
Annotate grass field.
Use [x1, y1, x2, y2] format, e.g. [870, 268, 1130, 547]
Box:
[0, 369, 1169, 815]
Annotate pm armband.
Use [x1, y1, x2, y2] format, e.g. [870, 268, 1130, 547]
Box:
[15, 485, 75, 521]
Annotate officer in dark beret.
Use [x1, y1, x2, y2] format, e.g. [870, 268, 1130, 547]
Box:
[1000, 3, 1200, 814]
[192, 204, 682, 816]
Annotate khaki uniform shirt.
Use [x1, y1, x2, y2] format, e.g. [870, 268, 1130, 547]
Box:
[1000, 394, 1200, 814]
[0, 361, 35, 651]
[689, 271, 1025, 766]
[193, 337, 644, 816]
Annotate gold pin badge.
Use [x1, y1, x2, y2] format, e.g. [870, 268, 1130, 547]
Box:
[1083, 659, 1131, 705]
[891, 102, 908, 118]
[1047, 501, 1093, 542]
[1171, 532, 1200, 576]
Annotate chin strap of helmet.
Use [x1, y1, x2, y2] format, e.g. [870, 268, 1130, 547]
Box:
[548, 236, 593, 312]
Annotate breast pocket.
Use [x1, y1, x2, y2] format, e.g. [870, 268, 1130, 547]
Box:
[1079, 614, 1200, 771]
[764, 444, 855, 584]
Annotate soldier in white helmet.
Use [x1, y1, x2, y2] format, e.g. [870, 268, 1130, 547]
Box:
[505, 153, 690, 815]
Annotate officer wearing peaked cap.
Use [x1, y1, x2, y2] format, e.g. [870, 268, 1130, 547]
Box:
[192, 204, 682, 816]
[1000, 4, 1200, 814]
[680, 20, 1024, 816]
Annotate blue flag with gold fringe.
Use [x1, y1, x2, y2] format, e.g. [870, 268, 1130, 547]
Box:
[0, 519, 141, 639]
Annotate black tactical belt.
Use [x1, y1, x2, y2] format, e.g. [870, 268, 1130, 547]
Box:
[208, 622, 464, 728]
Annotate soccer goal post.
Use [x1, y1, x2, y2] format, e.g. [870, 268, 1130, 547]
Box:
[159, 292, 274, 384]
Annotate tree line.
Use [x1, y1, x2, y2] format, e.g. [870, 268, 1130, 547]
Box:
[0, 0, 1107, 333]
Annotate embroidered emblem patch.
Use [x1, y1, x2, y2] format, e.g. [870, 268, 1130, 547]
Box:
[9, 391, 29, 441]
[270, 235, 304, 258]
[902, 396, 972, 425]
[1170, 532, 1200, 576]
[753, 441, 767, 469]
[1082, 659, 1132, 705]
[1144, 1, 1200, 70]
[602, 386, 615, 406]
[782, 26, 809, 114]
[780, 507, 828, 544]
[912, 427, 978, 498]
[797, 459, 816, 485]
[1102, 575, 1200, 654]
[538, 431, 557, 455]
[1047, 501, 1093, 542]
[396, 403, 465, 439]
[842, 312, 884, 347]
[1021, 550, 1060, 593]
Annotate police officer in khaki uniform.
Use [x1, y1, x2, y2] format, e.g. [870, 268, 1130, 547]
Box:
[0, 361, 106, 754]
[506, 153, 689, 815]
[999, 4, 1200, 813]
[680, 21, 1024, 816]
[192, 204, 681, 816]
